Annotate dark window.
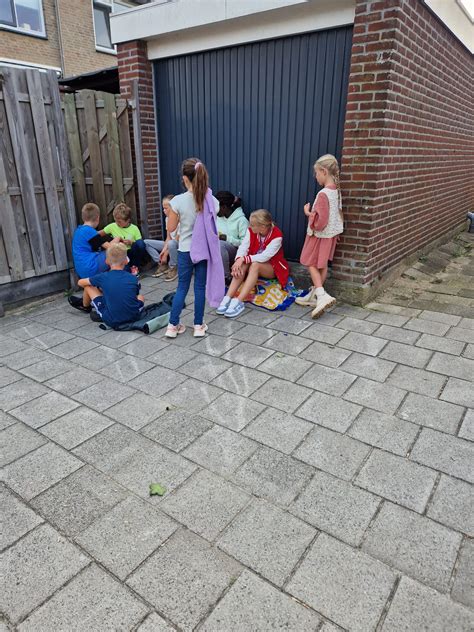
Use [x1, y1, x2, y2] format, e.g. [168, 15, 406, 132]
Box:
[0, 0, 45, 35]
[93, 2, 112, 49]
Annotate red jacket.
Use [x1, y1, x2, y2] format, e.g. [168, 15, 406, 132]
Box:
[247, 225, 289, 288]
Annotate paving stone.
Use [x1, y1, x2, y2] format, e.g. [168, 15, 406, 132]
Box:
[464, 343, 474, 359]
[386, 364, 446, 397]
[0, 485, 43, 550]
[415, 332, 465, 355]
[120, 336, 169, 358]
[399, 392, 464, 434]
[105, 392, 170, 430]
[287, 533, 395, 632]
[295, 390, 361, 432]
[348, 408, 419, 456]
[427, 352, 474, 382]
[179, 354, 232, 382]
[40, 407, 115, 449]
[0, 423, 46, 466]
[267, 315, 312, 335]
[344, 377, 406, 414]
[337, 331, 388, 357]
[101, 356, 155, 384]
[136, 612, 175, 632]
[363, 502, 462, 592]
[419, 310, 462, 326]
[404, 318, 451, 336]
[382, 576, 474, 631]
[2, 442, 83, 501]
[217, 499, 315, 586]
[446, 326, 474, 344]
[45, 366, 103, 396]
[0, 337, 29, 358]
[298, 363, 356, 397]
[233, 446, 313, 506]
[128, 529, 241, 631]
[51, 314, 89, 333]
[411, 428, 474, 483]
[0, 523, 89, 623]
[300, 340, 351, 368]
[336, 316, 379, 335]
[141, 409, 213, 452]
[334, 305, 372, 319]
[204, 317, 245, 337]
[73, 345, 126, 371]
[73, 379, 136, 412]
[19, 357, 74, 382]
[18, 563, 148, 632]
[0, 366, 22, 389]
[77, 496, 177, 579]
[242, 406, 312, 453]
[295, 426, 370, 480]
[164, 378, 223, 412]
[339, 352, 396, 382]
[0, 410, 16, 431]
[258, 353, 312, 382]
[307, 310, 345, 326]
[0, 347, 50, 370]
[200, 569, 321, 632]
[292, 470, 380, 546]
[48, 337, 99, 359]
[452, 538, 474, 609]
[211, 364, 270, 398]
[300, 323, 347, 345]
[221, 341, 274, 368]
[458, 409, 474, 441]
[230, 324, 275, 346]
[426, 475, 474, 536]
[238, 308, 281, 326]
[199, 392, 266, 432]
[440, 377, 474, 408]
[148, 345, 197, 369]
[0, 378, 48, 412]
[161, 469, 249, 540]
[459, 317, 474, 330]
[251, 377, 311, 413]
[193, 333, 241, 356]
[31, 465, 128, 536]
[128, 365, 187, 397]
[379, 341, 433, 368]
[263, 331, 312, 356]
[183, 425, 257, 476]
[373, 324, 421, 344]
[355, 449, 437, 512]
[9, 322, 52, 340]
[366, 312, 410, 327]
[29, 330, 74, 350]
[96, 330, 142, 349]
[73, 424, 196, 499]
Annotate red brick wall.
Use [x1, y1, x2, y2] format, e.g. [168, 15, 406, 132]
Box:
[337, 0, 474, 295]
[117, 41, 162, 238]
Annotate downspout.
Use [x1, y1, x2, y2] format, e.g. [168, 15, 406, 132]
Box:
[53, 0, 66, 76]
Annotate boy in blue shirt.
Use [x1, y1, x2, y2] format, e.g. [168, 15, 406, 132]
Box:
[78, 243, 145, 328]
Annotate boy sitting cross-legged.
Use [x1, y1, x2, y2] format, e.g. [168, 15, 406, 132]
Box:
[78, 243, 145, 328]
[101, 203, 147, 270]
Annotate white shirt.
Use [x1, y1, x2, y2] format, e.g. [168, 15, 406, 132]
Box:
[236, 230, 282, 263]
[170, 191, 219, 252]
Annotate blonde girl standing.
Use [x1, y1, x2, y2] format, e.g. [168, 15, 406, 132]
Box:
[296, 154, 343, 318]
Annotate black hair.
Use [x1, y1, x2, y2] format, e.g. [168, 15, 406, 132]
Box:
[215, 190, 242, 212]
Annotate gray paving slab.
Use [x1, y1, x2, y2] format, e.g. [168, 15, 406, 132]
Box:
[464, 343, 474, 359]
[426, 475, 474, 536]
[294, 425, 370, 480]
[447, 326, 474, 343]
[0, 337, 29, 358]
[0, 523, 89, 623]
[404, 318, 451, 336]
[458, 409, 474, 441]
[120, 336, 169, 358]
[258, 353, 313, 382]
[343, 377, 406, 414]
[127, 365, 186, 397]
[161, 469, 250, 541]
[399, 392, 464, 434]
[242, 406, 313, 454]
[232, 446, 314, 506]
[336, 316, 379, 335]
[193, 333, 241, 356]
[386, 364, 446, 397]
[164, 378, 223, 412]
[48, 336, 99, 359]
[300, 323, 347, 345]
[287, 533, 395, 632]
[415, 332, 465, 355]
[339, 352, 396, 382]
[440, 377, 474, 407]
[101, 356, 155, 384]
[410, 428, 474, 483]
[427, 352, 474, 382]
[72, 345, 126, 370]
[363, 502, 462, 592]
[105, 392, 170, 430]
[29, 330, 74, 350]
[0, 347, 50, 370]
[0, 485, 43, 550]
[263, 331, 312, 356]
[19, 356, 75, 382]
[127, 529, 242, 631]
[200, 569, 321, 631]
[355, 449, 437, 512]
[8, 322, 52, 340]
[136, 613, 175, 632]
[9, 390, 80, 429]
[251, 377, 312, 413]
[267, 315, 312, 335]
[0, 366, 22, 388]
[379, 341, 433, 368]
[292, 470, 380, 546]
[348, 408, 419, 456]
[459, 317, 474, 330]
[382, 576, 474, 631]
[337, 331, 388, 357]
[237, 307, 281, 326]
[31, 464, 128, 536]
[199, 392, 266, 432]
[295, 390, 361, 432]
[204, 317, 245, 337]
[45, 366, 104, 396]
[217, 498, 315, 586]
[300, 340, 352, 367]
[40, 407, 115, 449]
[148, 345, 197, 369]
[212, 364, 270, 397]
[0, 410, 16, 431]
[0, 422, 46, 466]
[221, 341, 275, 368]
[297, 362, 356, 397]
[73, 378, 136, 412]
[179, 354, 232, 382]
[366, 312, 410, 327]
[419, 310, 462, 326]
[452, 538, 474, 609]
[18, 563, 149, 632]
[52, 314, 90, 333]
[141, 409, 213, 452]
[96, 330, 142, 349]
[0, 378, 48, 412]
[230, 324, 275, 346]
[373, 324, 421, 344]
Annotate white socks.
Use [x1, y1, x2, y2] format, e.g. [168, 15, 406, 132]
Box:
[315, 287, 326, 298]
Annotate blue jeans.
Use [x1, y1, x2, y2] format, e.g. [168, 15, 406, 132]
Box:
[169, 251, 207, 326]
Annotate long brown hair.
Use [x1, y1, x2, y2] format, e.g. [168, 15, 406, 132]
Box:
[181, 157, 209, 212]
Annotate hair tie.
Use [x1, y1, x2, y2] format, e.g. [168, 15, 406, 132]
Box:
[194, 161, 202, 171]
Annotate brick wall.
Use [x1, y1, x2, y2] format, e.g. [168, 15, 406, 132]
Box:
[117, 41, 162, 238]
[337, 0, 474, 301]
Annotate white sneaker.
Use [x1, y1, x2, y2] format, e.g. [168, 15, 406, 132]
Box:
[165, 323, 186, 338]
[311, 293, 336, 319]
[216, 296, 231, 315]
[295, 287, 317, 307]
[193, 324, 208, 337]
[225, 298, 245, 318]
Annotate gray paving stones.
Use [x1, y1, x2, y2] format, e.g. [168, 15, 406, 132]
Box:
[28, 330, 74, 350]
[355, 449, 437, 512]
[292, 470, 380, 546]
[221, 341, 274, 368]
[19, 356, 74, 382]
[464, 343, 474, 359]
[287, 533, 395, 632]
[379, 341, 433, 368]
[300, 323, 347, 345]
[1, 486, 43, 550]
[382, 576, 474, 631]
[164, 378, 223, 412]
[147, 345, 196, 369]
[238, 308, 281, 326]
[452, 538, 474, 609]
[0, 410, 15, 431]
[296, 390, 361, 432]
[399, 392, 464, 434]
[348, 409, 419, 456]
[10, 391, 80, 429]
[232, 446, 313, 506]
[415, 332, 465, 355]
[0, 378, 48, 412]
[263, 331, 312, 356]
[1, 347, 49, 370]
[374, 324, 421, 344]
[217, 499, 315, 586]
[440, 377, 474, 407]
[0, 337, 28, 358]
[362, 502, 462, 592]
[128, 529, 242, 631]
[459, 317, 474, 330]
[337, 331, 387, 357]
[96, 330, 142, 349]
[105, 392, 170, 430]
[410, 428, 474, 483]
[212, 364, 270, 397]
[230, 324, 275, 346]
[458, 409, 474, 441]
[205, 317, 245, 337]
[447, 326, 474, 343]
[242, 406, 312, 453]
[40, 407, 115, 449]
[0, 366, 22, 388]
[251, 377, 312, 413]
[427, 352, 474, 382]
[298, 363, 356, 396]
[2, 442, 83, 500]
[120, 336, 169, 358]
[200, 570, 321, 631]
[102, 356, 155, 384]
[73, 345, 126, 371]
[193, 333, 241, 356]
[336, 316, 379, 335]
[268, 315, 311, 335]
[0, 523, 89, 623]
[404, 318, 451, 336]
[300, 340, 352, 367]
[200, 392, 265, 432]
[419, 310, 462, 326]
[339, 352, 395, 382]
[128, 365, 186, 397]
[258, 353, 312, 382]
[344, 377, 406, 414]
[31, 465, 128, 536]
[295, 426, 370, 480]
[141, 409, 213, 452]
[426, 475, 474, 536]
[1, 422, 46, 467]
[386, 364, 446, 397]
[366, 312, 409, 327]
[179, 354, 232, 382]
[136, 612, 175, 632]
[18, 563, 149, 632]
[161, 469, 249, 540]
[73, 378, 136, 412]
[48, 336, 99, 359]
[183, 425, 257, 476]
[45, 366, 103, 396]
[76, 497, 177, 579]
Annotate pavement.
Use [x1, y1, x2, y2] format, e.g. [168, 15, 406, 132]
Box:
[1, 235, 473, 631]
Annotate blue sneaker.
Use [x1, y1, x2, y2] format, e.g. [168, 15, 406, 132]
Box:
[216, 296, 231, 315]
[225, 298, 245, 318]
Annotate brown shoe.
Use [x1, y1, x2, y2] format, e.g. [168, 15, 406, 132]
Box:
[164, 267, 178, 282]
[152, 263, 168, 278]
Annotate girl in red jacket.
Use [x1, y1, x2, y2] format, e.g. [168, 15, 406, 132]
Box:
[217, 209, 289, 318]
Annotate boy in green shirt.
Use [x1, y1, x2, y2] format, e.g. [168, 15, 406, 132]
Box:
[101, 203, 147, 269]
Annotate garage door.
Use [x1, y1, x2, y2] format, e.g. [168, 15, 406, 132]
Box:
[154, 26, 352, 260]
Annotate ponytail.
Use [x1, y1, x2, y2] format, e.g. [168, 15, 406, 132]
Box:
[181, 157, 209, 212]
[315, 153, 343, 218]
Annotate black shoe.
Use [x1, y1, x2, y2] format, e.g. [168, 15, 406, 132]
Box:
[68, 295, 92, 313]
[90, 310, 103, 323]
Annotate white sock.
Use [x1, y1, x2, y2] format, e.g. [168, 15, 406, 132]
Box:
[315, 287, 325, 298]
[229, 297, 241, 306]
[221, 296, 231, 305]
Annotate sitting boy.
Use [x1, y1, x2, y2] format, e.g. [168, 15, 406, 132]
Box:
[78, 243, 145, 328]
[102, 203, 147, 269]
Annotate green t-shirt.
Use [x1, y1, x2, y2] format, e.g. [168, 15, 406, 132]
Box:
[103, 222, 142, 249]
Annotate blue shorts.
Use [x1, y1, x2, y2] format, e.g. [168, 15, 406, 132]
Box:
[91, 296, 144, 326]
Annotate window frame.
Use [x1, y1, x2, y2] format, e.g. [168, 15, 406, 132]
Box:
[92, 0, 133, 54]
[0, 0, 47, 39]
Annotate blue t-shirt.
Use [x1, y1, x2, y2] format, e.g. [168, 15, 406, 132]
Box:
[72, 225, 107, 279]
[90, 270, 143, 327]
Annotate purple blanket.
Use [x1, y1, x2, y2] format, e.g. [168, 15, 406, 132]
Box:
[190, 188, 225, 308]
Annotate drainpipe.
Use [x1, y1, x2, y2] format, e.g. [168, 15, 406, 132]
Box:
[54, 0, 66, 76]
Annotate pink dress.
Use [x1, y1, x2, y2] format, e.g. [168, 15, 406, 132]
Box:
[300, 185, 338, 268]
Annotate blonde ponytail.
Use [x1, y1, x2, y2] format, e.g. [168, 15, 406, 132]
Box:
[315, 153, 343, 219]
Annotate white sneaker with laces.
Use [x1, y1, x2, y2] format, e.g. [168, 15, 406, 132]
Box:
[311, 293, 336, 319]
[165, 323, 186, 338]
[216, 296, 231, 315]
[193, 324, 208, 337]
[295, 287, 317, 307]
[225, 298, 245, 318]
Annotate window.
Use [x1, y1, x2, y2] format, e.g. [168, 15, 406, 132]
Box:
[0, 0, 45, 36]
[93, 0, 132, 52]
